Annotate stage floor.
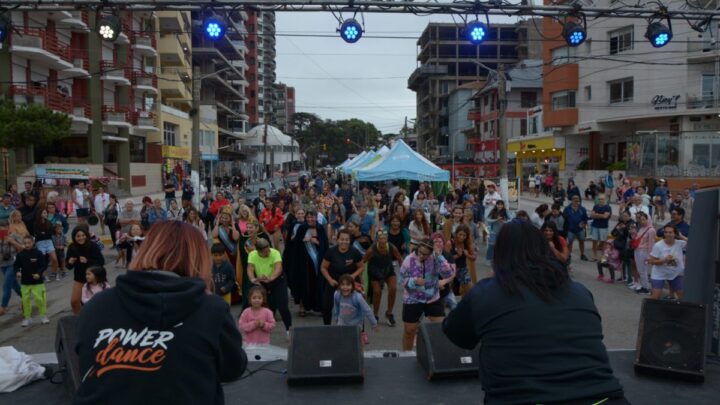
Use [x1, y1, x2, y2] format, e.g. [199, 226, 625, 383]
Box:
[2, 350, 718, 404]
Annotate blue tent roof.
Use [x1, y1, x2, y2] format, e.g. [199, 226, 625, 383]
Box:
[354, 140, 449, 182]
[343, 151, 376, 174]
[336, 151, 366, 171]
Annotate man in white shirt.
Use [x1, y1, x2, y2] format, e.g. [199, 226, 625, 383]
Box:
[482, 184, 502, 219]
[628, 195, 650, 221]
[647, 224, 688, 300]
[74, 181, 90, 224]
[94, 186, 110, 235]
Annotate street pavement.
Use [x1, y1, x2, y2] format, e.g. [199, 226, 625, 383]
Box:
[0, 192, 644, 355]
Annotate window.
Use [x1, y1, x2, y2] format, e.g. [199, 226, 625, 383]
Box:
[608, 78, 634, 103]
[520, 119, 527, 136]
[163, 122, 177, 146]
[551, 90, 576, 110]
[584, 85, 592, 101]
[520, 92, 537, 108]
[702, 74, 714, 101]
[551, 46, 580, 65]
[609, 27, 633, 55]
[200, 130, 215, 148]
[129, 136, 145, 163]
[483, 95, 489, 106]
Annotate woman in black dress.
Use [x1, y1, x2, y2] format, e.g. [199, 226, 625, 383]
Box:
[66, 225, 105, 314]
[288, 210, 328, 316]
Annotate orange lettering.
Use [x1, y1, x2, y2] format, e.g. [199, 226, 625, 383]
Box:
[96, 364, 162, 377]
[149, 350, 166, 364]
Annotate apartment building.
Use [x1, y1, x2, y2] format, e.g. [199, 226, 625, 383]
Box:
[544, 0, 720, 186]
[245, 10, 277, 127]
[273, 82, 296, 135]
[408, 21, 526, 157]
[1, 10, 165, 195]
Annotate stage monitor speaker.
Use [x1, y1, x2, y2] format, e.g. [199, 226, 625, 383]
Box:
[55, 315, 82, 394]
[287, 326, 363, 385]
[634, 299, 706, 382]
[416, 322, 479, 380]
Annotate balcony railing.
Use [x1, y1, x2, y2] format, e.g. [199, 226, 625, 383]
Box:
[11, 27, 71, 63]
[100, 61, 132, 78]
[102, 105, 132, 122]
[131, 31, 157, 50]
[69, 48, 88, 71]
[131, 71, 158, 89]
[130, 110, 158, 127]
[12, 85, 72, 114]
[467, 107, 482, 120]
[686, 94, 718, 109]
[72, 98, 91, 119]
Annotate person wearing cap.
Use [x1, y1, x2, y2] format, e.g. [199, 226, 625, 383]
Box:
[247, 237, 292, 337]
[399, 238, 454, 351]
[482, 183, 501, 220]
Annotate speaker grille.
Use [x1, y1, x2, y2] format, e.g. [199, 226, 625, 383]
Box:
[287, 326, 363, 384]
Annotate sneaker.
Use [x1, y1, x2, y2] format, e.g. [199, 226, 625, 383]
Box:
[41, 316, 50, 324]
[596, 275, 605, 281]
[386, 313, 396, 327]
[605, 278, 615, 284]
[633, 284, 643, 291]
[21, 318, 31, 327]
[636, 288, 651, 295]
[627, 282, 638, 289]
[580, 254, 590, 261]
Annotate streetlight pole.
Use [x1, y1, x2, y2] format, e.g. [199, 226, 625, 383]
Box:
[475, 60, 509, 202]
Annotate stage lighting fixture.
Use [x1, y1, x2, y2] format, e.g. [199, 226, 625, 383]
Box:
[562, 21, 586, 47]
[339, 18, 363, 43]
[466, 21, 488, 45]
[203, 15, 226, 40]
[645, 22, 672, 48]
[0, 14, 11, 43]
[97, 14, 121, 42]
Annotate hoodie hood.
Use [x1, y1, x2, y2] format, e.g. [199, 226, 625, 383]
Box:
[115, 271, 206, 329]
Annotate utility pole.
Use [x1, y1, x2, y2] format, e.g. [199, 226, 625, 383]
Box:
[497, 63, 509, 203]
[263, 113, 269, 179]
[191, 65, 201, 207]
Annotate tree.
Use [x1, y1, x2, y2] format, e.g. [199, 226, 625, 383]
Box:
[0, 101, 72, 148]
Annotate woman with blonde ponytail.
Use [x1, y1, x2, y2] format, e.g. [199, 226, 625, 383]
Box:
[362, 230, 404, 327]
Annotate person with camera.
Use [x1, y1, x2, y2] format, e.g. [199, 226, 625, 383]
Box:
[647, 224, 688, 300]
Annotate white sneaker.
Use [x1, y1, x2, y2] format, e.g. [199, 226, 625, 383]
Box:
[21, 318, 31, 327]
[41, 316, 50, 324]
[627, 282, 638, 289]
[633, 284, 643, 291]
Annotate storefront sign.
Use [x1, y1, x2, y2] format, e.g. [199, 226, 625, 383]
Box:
[35, 167, 90, 179]
[508, 136, 555, 153]
[162, 145, 191, 161]
[651, 95, 680, 110]
[201, 153, 219, 161]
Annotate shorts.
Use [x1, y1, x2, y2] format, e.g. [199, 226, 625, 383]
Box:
[368, 265, 395, 282]
[567, 230, 586, 244]
[76, 208, 90, 218]
[402, 300, 445, 323]
[36, 239, 55, 255]
[651, 276, 683, 291]
[590, 227, 609, 241]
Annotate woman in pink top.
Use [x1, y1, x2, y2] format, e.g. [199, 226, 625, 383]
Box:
[238, 286, 276, 345]
[631, 212, 656, 295]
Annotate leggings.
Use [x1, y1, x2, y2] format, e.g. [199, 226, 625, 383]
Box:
[107, 222, 119, 246]
[263, 276, 292, 331]
[21, 284, 47, 318]
[2, 265, 21, 308]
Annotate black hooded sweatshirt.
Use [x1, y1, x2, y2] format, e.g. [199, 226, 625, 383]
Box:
[73, 271, 247, 405]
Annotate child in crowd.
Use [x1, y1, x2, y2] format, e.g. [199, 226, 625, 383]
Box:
[596, 239, 621, 283]
[116, 224, 144, 268]
[52, 222, 68, 279]
[82, 266, 110, 305]
[333, 274, 378, 345]
[238, 286, 276, 345]
[15, 236, 49, 326]
[211, 243, 236, 305]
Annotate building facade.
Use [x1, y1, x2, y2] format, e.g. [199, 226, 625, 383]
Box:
[245, 10, 277, 127]
[408, 21, 527, 157]
[273, 82, 295, 135]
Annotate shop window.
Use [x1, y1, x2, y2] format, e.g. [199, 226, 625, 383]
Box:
[164, 122, 177, 146]
[551, 90, 576, 110]
[608, 78, 633, 104]
[609, 26, 633, 55]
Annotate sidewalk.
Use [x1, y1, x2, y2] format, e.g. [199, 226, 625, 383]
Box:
[518, 192, 623, 222]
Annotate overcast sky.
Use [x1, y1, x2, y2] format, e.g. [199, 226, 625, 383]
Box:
[275, 13, 455, 135]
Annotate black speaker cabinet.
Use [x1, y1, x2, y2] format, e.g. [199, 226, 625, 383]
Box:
[287, 326, 363, 385]
[634, 299, 706, 382]
[55, 315, 82, 394]
[416, 322, 479, 380]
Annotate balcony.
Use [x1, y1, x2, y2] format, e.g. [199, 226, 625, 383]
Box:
[686, 94, 718, 110]
[131, 32, 158, 57]
[12, 85, 72, 115]
[58, 10, 89, 32]
[71, 98, 92, 125]
[60, 48, 90, 79]
[132, 71, 159, 94]
[9, 28, 73, 71]
[159, 67, 191, 102]
[131, 111, 159, 132]
[100, 61, 132, 86]
[467, 107, 482, 121]
[102, 105, 132, 128]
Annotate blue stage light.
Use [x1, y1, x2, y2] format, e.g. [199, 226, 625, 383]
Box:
[339, 19, 362, 43]
[466, 21, 488, 45]
[562, 22, 586, 47]
[645, 22, 672, 48]
[204, 17, 225, 40]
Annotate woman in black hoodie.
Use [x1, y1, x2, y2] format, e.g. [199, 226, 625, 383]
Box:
[74, 221, 247, 405]
[66, 225, 104, 314]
